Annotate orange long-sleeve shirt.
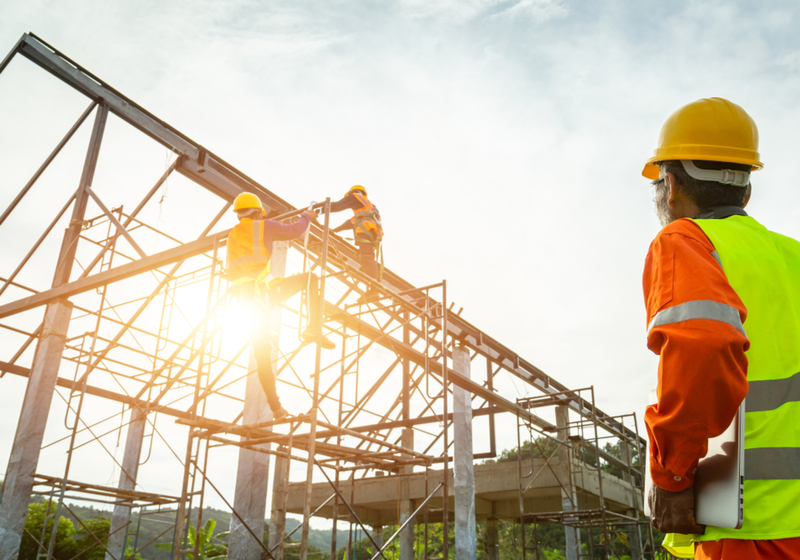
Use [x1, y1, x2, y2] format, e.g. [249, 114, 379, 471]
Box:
[643, 217, 800, 559]
[643, 218, 749, 492]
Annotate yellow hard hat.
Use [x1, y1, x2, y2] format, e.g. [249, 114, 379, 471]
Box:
[348, 185, 367, 196]
[233, 192, 263, 212]
[642, 97, 763, 180]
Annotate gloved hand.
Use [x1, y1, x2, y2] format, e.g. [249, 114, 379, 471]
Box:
[648, 484, 705, 535]
[302, 209, 318, 222]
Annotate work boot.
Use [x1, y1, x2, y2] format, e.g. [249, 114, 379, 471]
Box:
[301, 327, 336, 350]
[357, 287, 380, 305]
[271, 405, 289, 420]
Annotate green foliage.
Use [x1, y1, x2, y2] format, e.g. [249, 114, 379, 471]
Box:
[496, 437, 560, 463]
[19, 501, 142, 560]
[156, 519, 229, 559]
[19, 501, 79, 560]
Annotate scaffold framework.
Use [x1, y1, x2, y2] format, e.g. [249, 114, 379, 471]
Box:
[0, 33, 651, 560]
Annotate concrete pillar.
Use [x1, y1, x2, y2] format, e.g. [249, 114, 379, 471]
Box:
[452, 346, 476, 560]
[399, 429, 414, 560]
[269, 455, 287, 559]
[486, 518, 499, 560]
[620, 440, 642, 560]
[556, 406, 580, 560]
[0, 104, 107, 560]
[0, 300, 73, 559]
[230, 241, 287, 559]
[399, 314, 414, 560]
[371, 526, 384, 551]
[104, 406, 147, 560]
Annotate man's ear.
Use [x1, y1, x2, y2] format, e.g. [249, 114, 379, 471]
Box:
[743, 183, 752, 209]
[666, 172, 680, 209]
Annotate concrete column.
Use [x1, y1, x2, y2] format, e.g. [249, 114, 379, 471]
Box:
[0, 300, 73, 559]
[399, 314, 414, 560]
[230, 241, 287, 559]
[268, 455, 287, 559]
[0, 104, 107, 560]
[556, 406, 580, 560]
[104, 406, 147, 560]
[452, 346, 476, 560]
[399, 429, 414, 560]
[371, 526, 384, 551]
[620, 440, 642, 560]
[486, 518, 499, 560]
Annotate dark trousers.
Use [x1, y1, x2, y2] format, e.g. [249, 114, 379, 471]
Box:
[357, 242, 379, 280]
[239, 272, 322, 412]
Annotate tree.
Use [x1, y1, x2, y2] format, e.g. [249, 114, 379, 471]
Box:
[19, 501, 79, 560]
[496, 437, 560, 463]
[156, 519, 229, 559]
[71, 516, 143, 560]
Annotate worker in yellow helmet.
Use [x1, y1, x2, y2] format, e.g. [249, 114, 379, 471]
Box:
[330, 185, 383, 302]
[641, 98, 800, 559]
[226, 192, 335, 420]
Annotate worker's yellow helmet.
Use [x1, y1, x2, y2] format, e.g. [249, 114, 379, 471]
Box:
[642, 97, 762, 180]
[348, 185, 367, 196]
[233, 192, 263, 213]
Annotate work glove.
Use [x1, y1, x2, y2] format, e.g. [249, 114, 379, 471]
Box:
[648, 484, 705, 535]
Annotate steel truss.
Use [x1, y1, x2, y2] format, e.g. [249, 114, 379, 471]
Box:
[0, 33, 647, 560]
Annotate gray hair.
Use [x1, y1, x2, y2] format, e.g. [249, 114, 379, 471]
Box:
[658, 160, 751, 209]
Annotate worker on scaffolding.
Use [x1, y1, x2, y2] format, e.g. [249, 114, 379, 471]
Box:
[330, 185, 383, 302]
[226, 192, 335, 419]
[641, 97, 800, 559]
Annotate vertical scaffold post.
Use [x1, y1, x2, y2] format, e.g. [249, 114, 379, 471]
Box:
[452, 345, 476, 559]
[620, 433, 643, 560]
[0, 103, 108, 560]
[299, 198, 331, 560]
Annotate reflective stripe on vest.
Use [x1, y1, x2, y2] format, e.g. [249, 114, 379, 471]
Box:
[225, 218, 271, 281]
[349, 193, 382, 243]
[691, 215, 800, 541]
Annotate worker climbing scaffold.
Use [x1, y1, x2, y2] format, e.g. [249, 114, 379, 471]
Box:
[330, 185, 384, 302]
[225, 192, 336, 419]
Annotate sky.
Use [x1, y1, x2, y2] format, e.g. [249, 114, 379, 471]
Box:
[3, 0, 800, 534]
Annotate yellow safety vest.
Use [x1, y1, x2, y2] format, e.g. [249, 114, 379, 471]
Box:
[225, 218, 277, 296]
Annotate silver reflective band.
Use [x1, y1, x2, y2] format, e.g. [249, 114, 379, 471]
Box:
[746, 371, 800, 413]
[681, 160, 750, 187]
[648, 300, 746, 337]
[745, 447, 800, 480]
[710, 250, 722, 266]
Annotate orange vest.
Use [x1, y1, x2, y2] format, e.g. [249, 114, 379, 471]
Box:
[349, 193, 383, 244]
[225, 218, 271, 281]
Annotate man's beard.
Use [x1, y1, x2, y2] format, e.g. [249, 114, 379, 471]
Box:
[654, 180, 675, 227]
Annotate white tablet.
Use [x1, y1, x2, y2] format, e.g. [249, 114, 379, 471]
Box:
[644, 390, 744, 530]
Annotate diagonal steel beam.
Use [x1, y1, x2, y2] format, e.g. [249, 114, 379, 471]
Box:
[85, 187, 147, 258]
[0, 229, 229, 319]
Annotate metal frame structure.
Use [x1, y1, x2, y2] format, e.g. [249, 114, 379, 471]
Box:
[515, 389, 655, 559]
[0, 33, 648, 560]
